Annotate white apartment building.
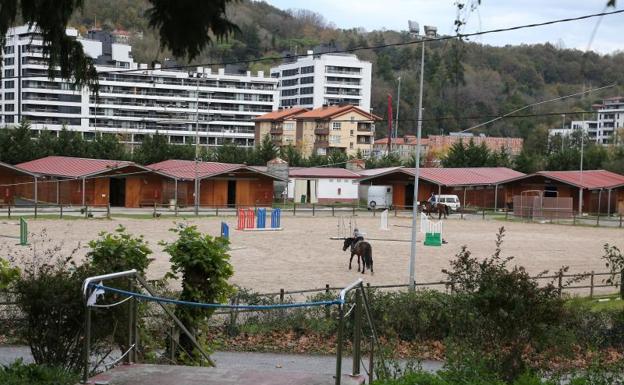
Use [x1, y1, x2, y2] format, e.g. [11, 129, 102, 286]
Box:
[270, 51, 372, 111]
[548, 97, 624, 145]
[1, 25, 279, 147]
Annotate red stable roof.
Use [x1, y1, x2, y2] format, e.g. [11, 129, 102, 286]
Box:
[359, 166, 525, 186]
[530, 170, 624, 190]
[0, 161, 38, 177]
[17, 156, 140, 178]
[289, 167, 361, 179]
[148, 160, 285, 181]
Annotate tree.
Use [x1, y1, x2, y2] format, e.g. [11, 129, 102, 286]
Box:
[132, 133, 172, 165]
[0, 121, 39, 164]
[255, 134, 278, 164]
[87, 133, 128, 160]
[0, 0, 239, 91]
[441, 140, 467, 167]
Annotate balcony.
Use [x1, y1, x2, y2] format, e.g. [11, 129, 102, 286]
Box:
[270, 124, 283, 134]
[314, 127, 329, 135]
[314, 140, 329, 147]
[357, 123, 373, 132]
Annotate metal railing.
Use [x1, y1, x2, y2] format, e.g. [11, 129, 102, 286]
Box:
[81, 270, 213, 383]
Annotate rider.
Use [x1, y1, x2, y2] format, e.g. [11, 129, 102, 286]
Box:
[353, 228, 364, 245]
[428, 192, 436, 205]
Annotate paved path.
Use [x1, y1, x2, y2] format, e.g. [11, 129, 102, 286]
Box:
[0, 345, 443, 374]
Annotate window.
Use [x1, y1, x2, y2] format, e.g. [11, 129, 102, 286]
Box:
[299, 97, 313, 105]
[281, 88, 298, 96]
[4, 57, 14, 66]
[5, 104, 14, 112]
[281, 78, 298, 87]
[350, 142, 353, 149]
[300, 76, 314, 84]
[299, 86, 314, 95]
[282, 68, 299, 77]
[330, 134, 341, 144]
[4, 69, 14, 78]
[4, 92, 14, 100]
[284, 122, 295, 130]
[4, 80, 14, 89]
[5, 115, 14, 123]
[332, 122, 341, 130]
[350, 130, 354, 136]
[329, 179, 334, 183]
[301, 65, 314, 74]
[3, 46, 14, 54]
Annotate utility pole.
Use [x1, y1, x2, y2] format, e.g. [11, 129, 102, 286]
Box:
[194, 72, 201, 216]
[395, 76, 401, 143]
[578, 113, 584, 215]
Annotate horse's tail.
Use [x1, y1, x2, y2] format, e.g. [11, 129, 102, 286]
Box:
[363, 243, 373, 269]
[445, 204, 449, 216]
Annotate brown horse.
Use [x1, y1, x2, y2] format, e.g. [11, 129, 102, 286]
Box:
[342, 237, 374, 274]
[420, 201, 449, 219]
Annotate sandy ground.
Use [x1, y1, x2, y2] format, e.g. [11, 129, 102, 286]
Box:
[0, 215, 622, 294]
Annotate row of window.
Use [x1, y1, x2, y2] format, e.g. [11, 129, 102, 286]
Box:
[278, 65, 314, 78]
[281, 97, 314, 107]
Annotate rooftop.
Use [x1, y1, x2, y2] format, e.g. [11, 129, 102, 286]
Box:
[358, 166, 525, 186]
[294, 105, 380, 120]
[16, 156, 139, 178]
[527, 170, 624, 190]
[289, 167, 361, 179]
[148, 160, 284, 181]
[253, 108, 309, 121]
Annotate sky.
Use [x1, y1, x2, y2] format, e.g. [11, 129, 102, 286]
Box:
[265, 0, 624, 54]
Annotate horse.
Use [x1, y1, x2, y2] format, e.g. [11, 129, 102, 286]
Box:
[420, 201, 449, 219]
[342, 237, 374, 274]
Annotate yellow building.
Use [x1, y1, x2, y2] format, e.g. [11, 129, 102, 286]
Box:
[254, 105, 380, 157]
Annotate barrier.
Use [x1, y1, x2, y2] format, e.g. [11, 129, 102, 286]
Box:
[221, 222, 229, 239]
[19, 217, 28, 246]
[237, 208, 282, 231]
[380, 209, 389, 230]
[421, 213, 443, 247]
[271, 208, 281, 228]
[257, 208, 267, 228]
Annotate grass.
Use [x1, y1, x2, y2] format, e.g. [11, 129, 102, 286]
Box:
[567, 293, 624, 311]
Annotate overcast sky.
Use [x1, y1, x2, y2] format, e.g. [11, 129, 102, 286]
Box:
[265, 0, 623, 54]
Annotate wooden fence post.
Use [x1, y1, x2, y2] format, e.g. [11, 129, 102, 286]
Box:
[589, 271, 595, 299]
[558, 272, 563, 297]
[312, 204, 315, 216]
[325, 284, 331, 319]
[332, 206, 335, 217]
[293, 203, 296, 216]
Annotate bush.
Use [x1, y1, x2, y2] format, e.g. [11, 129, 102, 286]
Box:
[0, 360, 78, 385]
[13, 255, 97, 372]
[441, 227, 569, 382]
[0, 257, 19, 289]
[85, 225, 153, 354]
[163, 223, 234, 362]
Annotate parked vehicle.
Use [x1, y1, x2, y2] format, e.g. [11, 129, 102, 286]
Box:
[432, 194, 461, 211]
[367, 185, 393, 209]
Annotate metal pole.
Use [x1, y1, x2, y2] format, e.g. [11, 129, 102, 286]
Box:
[127, 279, 134, 363]
[579, 113, 584, 214]
[494, 184, 499, 211]
[194, 75, 200, 216]
[83, 305, 91, 383]
[174, 178, 178, 216]
[82, 177, 86, 207]
[597, 189, 602, 226]
[395, 76, 401, 141]
[352, 290, 362, 376]
[607, 189, 612, 216]
[34, 177, 38, 219]
[409, 37, 426, 291]
[335, 304, 345, 385]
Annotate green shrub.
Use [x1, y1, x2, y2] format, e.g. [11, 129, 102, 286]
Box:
[85, 225, 153, 354]
[441, 228, 569, 382]
[0, 257, 19, 289]
[163, 223, 234, 363]
[0, 360, 78, 385]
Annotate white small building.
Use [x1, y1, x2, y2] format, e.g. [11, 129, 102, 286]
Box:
[270, 52, 372, 111]
[286, 167, 360, 204]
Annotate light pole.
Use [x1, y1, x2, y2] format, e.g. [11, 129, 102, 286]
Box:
[578, 113, 584, 215]
[194, 71, 202, 216]
[408, 23, 436, 291]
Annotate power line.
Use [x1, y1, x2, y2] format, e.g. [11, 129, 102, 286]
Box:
[3, 8, 623, 82]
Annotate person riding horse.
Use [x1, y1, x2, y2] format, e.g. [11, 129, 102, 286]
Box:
[342, 228, 374, 274]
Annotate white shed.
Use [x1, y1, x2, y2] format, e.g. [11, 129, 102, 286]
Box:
[287, 167, 361, 204]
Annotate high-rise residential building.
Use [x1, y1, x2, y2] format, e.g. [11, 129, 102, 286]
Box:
[549, 97, 624, 145]
[270, 51, 372, 111]
[254, 105, 380, 157]
[0, 25, 279, 148]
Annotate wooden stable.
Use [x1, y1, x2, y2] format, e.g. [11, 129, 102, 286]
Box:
[15, 156, 163, 208]
[358, 167, 524, 209]
[148, 160, 281, 208]
[500, 170, 624, 215]
[0, 161, 37, 206]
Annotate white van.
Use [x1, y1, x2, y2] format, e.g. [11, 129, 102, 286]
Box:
[367, 185, 393, 210]
[432, 194, 461, 211]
